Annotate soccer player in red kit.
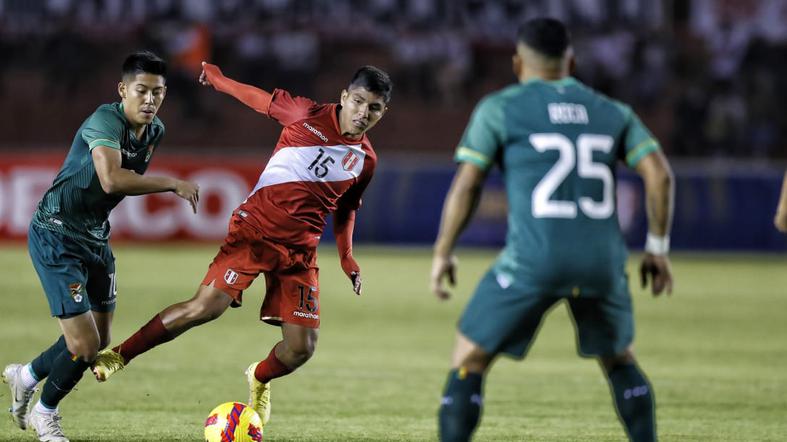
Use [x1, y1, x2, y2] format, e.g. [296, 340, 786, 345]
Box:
[92, 61, 392, 429]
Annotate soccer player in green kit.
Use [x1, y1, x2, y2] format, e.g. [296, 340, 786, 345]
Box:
[430, 18, 674, 442]
[2, 51, 199, 442]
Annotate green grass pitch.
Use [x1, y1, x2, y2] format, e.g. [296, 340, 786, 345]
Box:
[1, 245, 785, 441]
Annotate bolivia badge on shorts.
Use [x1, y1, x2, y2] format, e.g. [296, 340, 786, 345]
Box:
[69, 283, 84, 303]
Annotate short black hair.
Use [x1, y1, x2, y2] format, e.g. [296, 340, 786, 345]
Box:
[517, 18, 571, 59]
[348, 66, 393, 103]
[122, 51, 167, 80]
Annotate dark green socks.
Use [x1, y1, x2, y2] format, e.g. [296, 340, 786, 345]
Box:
[439, 368, 484, 442]
[30, 335, 68, 381]
[39, 350, 91, 409]
[607, 363, 656, 442]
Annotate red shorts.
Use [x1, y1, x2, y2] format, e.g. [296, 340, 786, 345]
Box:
[202, 215, 320, 328]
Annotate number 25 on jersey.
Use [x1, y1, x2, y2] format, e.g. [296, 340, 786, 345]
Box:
[530, 133, 615, 220]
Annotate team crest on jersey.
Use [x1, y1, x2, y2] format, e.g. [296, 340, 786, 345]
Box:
[342, 150, 359, 171]
[224, 269, 239, 285]
[145, 144, 156, 162]
[69, 283, 84, 303]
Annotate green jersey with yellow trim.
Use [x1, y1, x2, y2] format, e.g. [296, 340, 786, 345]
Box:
[31, 103, 164, 245]
[456, 77, 659, 297]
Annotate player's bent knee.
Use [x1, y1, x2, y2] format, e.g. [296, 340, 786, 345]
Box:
[600, 347, 636, 372]
[67, 338, 101, 362]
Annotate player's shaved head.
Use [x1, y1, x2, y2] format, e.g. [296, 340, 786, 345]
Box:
[348, 66, 393, 104]
[517, 18, 571, 60]
[122, 51, 167, 82]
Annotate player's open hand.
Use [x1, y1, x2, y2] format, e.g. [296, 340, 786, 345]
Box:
[174, 179, 200, 213]
[198, 61, 221, 87]
[640, 253, 673, 296]
[431, 254, 458, 300]
[350, 271, 362, 296]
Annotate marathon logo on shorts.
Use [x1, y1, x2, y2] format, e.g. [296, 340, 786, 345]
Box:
[342, 150, 359, 171]
[293, 311, 319, 320]
[224, 269, 239, 285]
[69, 283, 84, 303]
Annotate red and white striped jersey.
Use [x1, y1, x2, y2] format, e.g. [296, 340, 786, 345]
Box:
[236, 89, 377, 248]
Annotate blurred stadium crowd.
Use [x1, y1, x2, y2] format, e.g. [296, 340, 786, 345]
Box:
[0, 0, 785, 158]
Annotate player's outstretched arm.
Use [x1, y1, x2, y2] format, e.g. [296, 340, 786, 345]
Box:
[92, 146, 200, 213]
[199, 61, 273, 115]
[334, 207, 362, 295]
[431, 163, 488, 300]
[634, 150, 674, 296]
[774, 170, 787, 233]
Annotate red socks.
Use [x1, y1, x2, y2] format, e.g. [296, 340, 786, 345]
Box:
[114, 315, 174, 364]
[254, 345, 293, 384]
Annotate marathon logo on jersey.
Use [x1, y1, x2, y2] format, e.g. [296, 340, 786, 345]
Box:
[303, 122, 329, 142]
[145, 144, 156, 162]
[69, 283, 84, 303]
[224, 269, 239, 285]
[341, 150, 360, 171]
[293, 310, 319, 320]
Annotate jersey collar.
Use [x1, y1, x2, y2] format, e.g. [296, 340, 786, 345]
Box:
[519, 76, 578, 88]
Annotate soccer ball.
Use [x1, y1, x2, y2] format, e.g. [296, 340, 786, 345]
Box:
[204, 402, 263, 442]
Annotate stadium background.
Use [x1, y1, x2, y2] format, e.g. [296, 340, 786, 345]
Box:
[1, 1, 786, 441]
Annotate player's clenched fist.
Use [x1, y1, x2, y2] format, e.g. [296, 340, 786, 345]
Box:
[199, 61, 222, 87]
[174, 179, 200, 213]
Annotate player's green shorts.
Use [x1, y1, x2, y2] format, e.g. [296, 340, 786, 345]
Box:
[459, 268, 634, 359]
[28, 223, 117, 318]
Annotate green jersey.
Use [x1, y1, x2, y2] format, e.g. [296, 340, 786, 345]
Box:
[456, 77, 659, 297]
[31, 103, 164, 245]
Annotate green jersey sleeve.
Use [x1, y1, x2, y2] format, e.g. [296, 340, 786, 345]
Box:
[455, 94, 506, 170]
[615, 102, 660, 167]
[82, 106, 124, 151]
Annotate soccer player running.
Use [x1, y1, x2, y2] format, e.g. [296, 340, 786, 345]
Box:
[775, 170, 787, 233]
[2, 51, 199, 442]
[91, 61, 392, 431]
[430, 18, 674, 442]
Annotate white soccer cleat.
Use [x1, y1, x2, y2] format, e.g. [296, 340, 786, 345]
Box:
[28, 406, 69, 442]
[91, 349, 125, 382]
[246, 362, 272, 426]
[2, 363, 37, 430]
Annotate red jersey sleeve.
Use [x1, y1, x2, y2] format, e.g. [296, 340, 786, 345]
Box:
[268, 89, 317, 126]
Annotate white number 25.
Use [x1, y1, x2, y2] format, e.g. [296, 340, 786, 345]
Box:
[530, 133, 614, 219]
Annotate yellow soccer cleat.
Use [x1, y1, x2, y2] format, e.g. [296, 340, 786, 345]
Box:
[91, 349, 125, 382]
[245, 362, 271, 426]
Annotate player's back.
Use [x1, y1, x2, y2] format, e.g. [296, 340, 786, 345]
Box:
[464, 77, 658, 297]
